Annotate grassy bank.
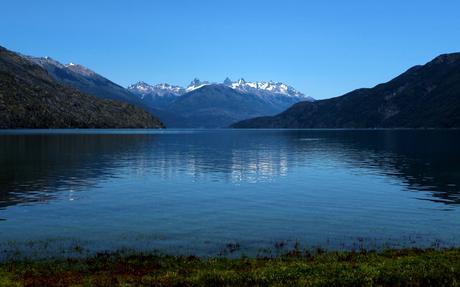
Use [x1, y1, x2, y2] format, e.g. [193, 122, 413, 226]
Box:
[0, 248, 459, 286]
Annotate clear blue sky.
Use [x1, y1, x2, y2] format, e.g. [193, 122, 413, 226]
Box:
[1, 0, 459, 99]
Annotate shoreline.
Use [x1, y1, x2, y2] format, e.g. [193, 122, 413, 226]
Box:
[1, 248, 459, 286]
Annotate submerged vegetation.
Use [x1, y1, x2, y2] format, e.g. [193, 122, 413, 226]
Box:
[0, 248, 459, 286]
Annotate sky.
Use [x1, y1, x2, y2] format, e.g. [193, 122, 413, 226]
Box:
[1, 0, 459, 100]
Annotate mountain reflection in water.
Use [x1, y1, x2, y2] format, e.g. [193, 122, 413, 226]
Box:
[1, 129, 459, 209]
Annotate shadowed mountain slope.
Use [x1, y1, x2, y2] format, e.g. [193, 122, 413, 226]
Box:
[0, 46, 164, 128]
[232, 53, 460, 128]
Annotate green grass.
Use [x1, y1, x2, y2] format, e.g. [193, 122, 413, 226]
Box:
[0, 248, 459, 286]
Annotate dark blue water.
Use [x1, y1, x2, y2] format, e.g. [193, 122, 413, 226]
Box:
[0, 129, 459, 257]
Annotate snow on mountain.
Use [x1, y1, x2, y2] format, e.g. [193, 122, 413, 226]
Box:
[127, 81, 153, 95]
[28, 56, 98, 78]
[28, 57, 312, 102]
[129, 77, 313, 101]
[127, 81, 185, 109]
[185, 78, 210, 92]
[26, 56, 67, 70]
[127, 81, 185, 97]
[224, 77, 312, 100]
[64, 63, 96, 77]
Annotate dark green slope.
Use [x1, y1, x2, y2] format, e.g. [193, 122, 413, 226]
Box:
[0, 46, 164, 128]
[232, 53, 460, 128]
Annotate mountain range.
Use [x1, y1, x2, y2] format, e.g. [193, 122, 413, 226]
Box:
[128, 77, 312, 99]
[26, 53, 312, 128]
[128, 78, 313, 127]
[3, 43, 458, 129]
[0, 46, 164, 128]
[232, 53, 460, 129]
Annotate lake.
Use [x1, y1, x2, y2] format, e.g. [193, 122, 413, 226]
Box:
[0, 129, 459, 257]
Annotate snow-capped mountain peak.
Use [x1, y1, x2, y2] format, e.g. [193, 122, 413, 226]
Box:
[127, 81, 154, 94]
[27, 56, 99, 78]
[127, 81, 185, 97]
[225, 78, 310, 99]
[237, 78, 246, 85]
[26, 56, 65, 69]
[186, 78, 210, 92]
[128, 77, 313, 101]
[64, 62, 96, 77]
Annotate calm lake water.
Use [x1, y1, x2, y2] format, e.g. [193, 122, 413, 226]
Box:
[0, 129, 460, 257]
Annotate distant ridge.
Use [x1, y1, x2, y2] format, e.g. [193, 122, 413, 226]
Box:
[232, 53, 460, 128]
[28, 56, 142, 107]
